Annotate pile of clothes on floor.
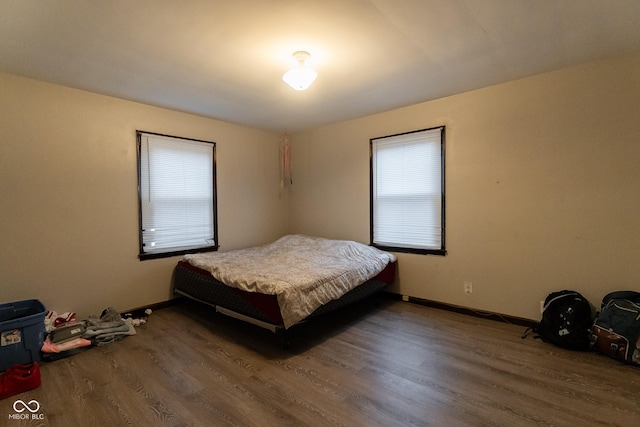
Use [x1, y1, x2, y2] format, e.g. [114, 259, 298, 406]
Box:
[1, 307, 149, 401]
[41, 307, 149, 361]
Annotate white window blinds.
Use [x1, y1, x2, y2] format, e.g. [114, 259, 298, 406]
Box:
[371, 127, 444, 252]
[138, 132, 215, 255]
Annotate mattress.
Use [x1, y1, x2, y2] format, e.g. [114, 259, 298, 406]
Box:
[173, 235, 397, 329]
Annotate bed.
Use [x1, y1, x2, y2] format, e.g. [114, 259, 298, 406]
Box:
[172, 234, 397, 342]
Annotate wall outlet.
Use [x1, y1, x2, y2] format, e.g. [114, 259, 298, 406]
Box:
[402, 295, 409, 302]
[464, 281, 472, 294]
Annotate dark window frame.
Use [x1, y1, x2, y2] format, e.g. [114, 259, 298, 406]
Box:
[370, 125, 446, 256]
[136, 130, 218, 260]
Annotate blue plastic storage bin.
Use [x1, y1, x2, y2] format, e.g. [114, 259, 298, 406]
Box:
[0, 299, 46, 372]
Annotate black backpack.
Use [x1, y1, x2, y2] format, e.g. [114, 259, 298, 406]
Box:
[534, 290, 593, 351]
[590, 291, 640, 365]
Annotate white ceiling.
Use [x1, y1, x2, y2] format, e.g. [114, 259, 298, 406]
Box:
[2, 0, 640, 132]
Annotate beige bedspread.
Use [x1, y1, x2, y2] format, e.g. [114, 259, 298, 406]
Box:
[183, 234, 397, 328]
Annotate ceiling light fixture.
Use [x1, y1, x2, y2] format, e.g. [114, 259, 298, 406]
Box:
[282, 51, 317, 91]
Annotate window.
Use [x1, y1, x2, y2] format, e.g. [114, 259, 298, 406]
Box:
[370, 126, 445, 255]
[137, 131, 218, 260]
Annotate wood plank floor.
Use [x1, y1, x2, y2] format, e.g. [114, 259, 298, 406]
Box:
[2, 295, 639, 426]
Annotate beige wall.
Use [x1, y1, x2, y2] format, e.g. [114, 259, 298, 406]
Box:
[289, 51, 640, 321]
[0, 73, 288, 318]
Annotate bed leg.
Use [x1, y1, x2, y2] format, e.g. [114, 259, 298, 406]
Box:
[276, 328, 290, 349]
